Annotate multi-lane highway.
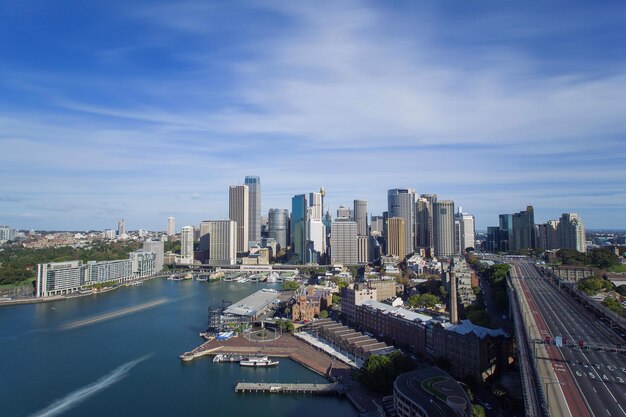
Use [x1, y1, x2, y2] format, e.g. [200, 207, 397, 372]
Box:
[513, 260, 625, 417]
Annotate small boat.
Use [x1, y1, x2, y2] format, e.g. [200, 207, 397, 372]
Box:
[239, 356, 279, 367]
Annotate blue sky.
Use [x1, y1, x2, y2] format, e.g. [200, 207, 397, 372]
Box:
[1, 1, 625, 231]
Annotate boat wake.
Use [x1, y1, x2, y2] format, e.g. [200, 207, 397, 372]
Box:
[28, 355, 151, 417]
[61, 297, 169, 330]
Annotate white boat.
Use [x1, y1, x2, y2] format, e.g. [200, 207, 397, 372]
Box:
[239, 356, 279, 367]
[266, 272, 279, 283]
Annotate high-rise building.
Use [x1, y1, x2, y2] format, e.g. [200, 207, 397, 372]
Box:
[433, 200, 455, 257]
[370, 215, 384, 237]
[388, 188, 416, 255]
[330, 218, 357, 264]
[167, 217, 175, 236]
[229, 184, 249, 253]
[386, 217, 406, 259]
[557, 213, 586, 253]
[205, 220, 237, 266]
[143, 240, 164, 272]
[511, 206, 535, 251]
[309, 192, 323, 221]
[306, 192, 327, 262]
[546, 220, 560, 250]
[307, 219, 326, 263]
[291, 194, 307, 262]
[117, 219, 126, 237]
[180, 226, 194, 265]
[416, 194, 437, 252]
[455, 208, 475, 253]
[357, 235, 369, 263]
[0, 226, 17, 242]
[244, 176, 261, 244]
[337, 205, 351, 219]
[353, 199, 368, 236]
[268, 209, 289, 249]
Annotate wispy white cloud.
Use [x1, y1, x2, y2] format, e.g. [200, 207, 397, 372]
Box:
[1, 1, 625, 229]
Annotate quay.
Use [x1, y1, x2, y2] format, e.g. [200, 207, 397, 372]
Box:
[235, 382, 341, 395]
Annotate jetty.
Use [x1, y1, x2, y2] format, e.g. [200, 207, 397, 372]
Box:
[235, 382, 341, 395]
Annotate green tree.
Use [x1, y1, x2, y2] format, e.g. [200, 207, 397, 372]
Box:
[356, 352, 416, 393]
[472, 404, 486, 417]
[408, 293, 439, 309]
[319, 310, 329, 318]
[603, 297, 623, 314]
[282, 280, 300, 291]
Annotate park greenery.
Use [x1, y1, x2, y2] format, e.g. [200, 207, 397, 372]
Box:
[319, 309, 329, 318]
[408, 293, 439, 309]
[602, 297, 623, 314]
[577, 276, 614, 295]
[85, 280, 117, 289]
[356, 351, 416, 393]
[472, 404, 487, 417]
[0, 241, 142, 286]
[274, 318, 294, 332]
[557, 248, 619, 269]
[282, 280, 301, 291]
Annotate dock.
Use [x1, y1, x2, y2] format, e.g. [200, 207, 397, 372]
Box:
[235, 382, 342, 395]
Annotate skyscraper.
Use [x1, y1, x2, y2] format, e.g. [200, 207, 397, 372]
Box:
[229, 185, 249, 253]
[388, 188, 416, 255]
[433, 200, 455, 257]
[244, 176, 261, 244]
[330, 218, 357, 264]
[309, 192, 323, 221]
[455, 208, 475, 253]
[205, 220, 237, 266]
[143, 240, 164, 272]
[386, 217, 406, 259]
[268, 209, 289, 249]
[337, 205, 351, 219]
[167, 217, 175, 236]
[498, 214, 513, 251]
[181, 226, 195, 265]
[117, 219, 126, 237]
[557, 213, 586, 253]
[511, 206, 535, 251]
[416, 194, 436, 251]
[307, 192, 326, 263]
[353, 199, 368, 236]
[291, 194, 307, 262]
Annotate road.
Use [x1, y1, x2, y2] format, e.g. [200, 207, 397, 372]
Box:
[513, 260, 625, 417]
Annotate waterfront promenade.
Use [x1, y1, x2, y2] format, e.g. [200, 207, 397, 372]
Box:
[183, 333, 383, 413]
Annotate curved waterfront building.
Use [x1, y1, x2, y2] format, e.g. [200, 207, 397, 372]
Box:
[268, 208, 289, 250]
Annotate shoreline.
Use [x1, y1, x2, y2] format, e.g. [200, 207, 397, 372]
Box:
[180, 333, 382, 413]
[0, 274, 168, 307]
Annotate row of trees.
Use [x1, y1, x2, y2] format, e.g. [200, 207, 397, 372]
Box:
[558, 248, 620, 269]
[356, 351, 416, 393]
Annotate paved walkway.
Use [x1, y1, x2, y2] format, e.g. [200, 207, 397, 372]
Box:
[294, 332, 359, 368]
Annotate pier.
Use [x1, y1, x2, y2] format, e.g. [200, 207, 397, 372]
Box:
[235, 382, 341, 395]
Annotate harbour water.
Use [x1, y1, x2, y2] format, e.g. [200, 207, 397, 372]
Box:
[0, 278, 356, 417]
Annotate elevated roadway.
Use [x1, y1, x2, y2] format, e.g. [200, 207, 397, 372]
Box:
[511, 260, 625, 417]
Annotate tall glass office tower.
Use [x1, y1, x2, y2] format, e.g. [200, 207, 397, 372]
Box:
[244, 176, 261, 244]
[291, 194, 307, 262]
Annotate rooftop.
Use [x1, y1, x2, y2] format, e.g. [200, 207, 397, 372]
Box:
[394, 367, 470, 417]
[359, 299, 432, 323]
[442, 319, 507, 338]
[223, 288, 280, 317]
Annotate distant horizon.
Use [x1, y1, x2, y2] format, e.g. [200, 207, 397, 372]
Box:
[1, 2, 625, 231]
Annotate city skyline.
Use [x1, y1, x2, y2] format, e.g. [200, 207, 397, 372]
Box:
[1, 2, 625, 230]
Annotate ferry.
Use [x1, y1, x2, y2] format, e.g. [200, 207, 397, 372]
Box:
[239, 356, 279, 367]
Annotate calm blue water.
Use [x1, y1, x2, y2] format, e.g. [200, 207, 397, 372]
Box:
[0, 279, 356, 417]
